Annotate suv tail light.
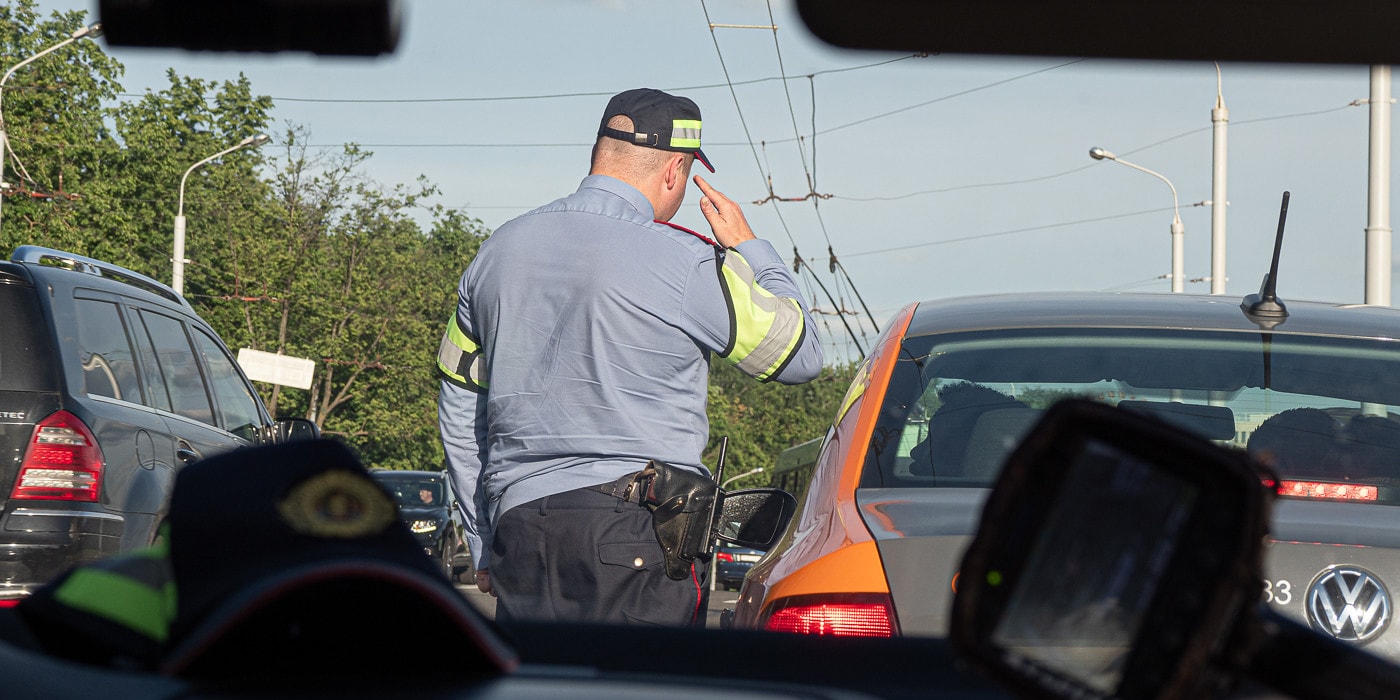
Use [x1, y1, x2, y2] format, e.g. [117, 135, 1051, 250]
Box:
[762, 594, 898, 637]
[12, 411, 104, 502]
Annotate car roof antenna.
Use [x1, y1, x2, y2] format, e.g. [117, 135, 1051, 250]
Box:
[1241, 191, 1290, 329]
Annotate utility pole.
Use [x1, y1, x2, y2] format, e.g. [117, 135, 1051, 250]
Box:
[1210, 63, 1228, 295]
[1365, 65, 1392, 307]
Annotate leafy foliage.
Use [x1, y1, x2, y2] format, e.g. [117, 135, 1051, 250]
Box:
[705, 359, 858, 489]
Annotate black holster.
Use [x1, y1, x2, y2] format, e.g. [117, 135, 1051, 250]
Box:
[632, 461, 721, 581]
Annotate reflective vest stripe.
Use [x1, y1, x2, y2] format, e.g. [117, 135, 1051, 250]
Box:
[51, 556, 175, 643]
[715, 250, 807, 381]
[671, 120, 702, 149]
[437, 313, 488, 392]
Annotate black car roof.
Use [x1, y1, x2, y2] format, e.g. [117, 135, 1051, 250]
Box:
[906, 292, 1400, 342]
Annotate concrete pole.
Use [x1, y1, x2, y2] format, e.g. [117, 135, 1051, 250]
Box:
[1365, 65, 1392, 307]
[1211, 64, 1229, 295]
[1171, 219, 1185, 293]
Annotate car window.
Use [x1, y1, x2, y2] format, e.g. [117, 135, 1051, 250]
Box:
[73, 298, 143, 404]
[373, 476, 446, 507]
[863, 329, 1400, 493]
[0, 284, 55, 392]
[191, 328, 264, 439]
[138, 309, 215, 426]
[129, 312, 174, 413]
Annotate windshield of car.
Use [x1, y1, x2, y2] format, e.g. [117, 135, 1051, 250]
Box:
[378, 477, 446, 508]
[864, 328, 1400, 497]
[9, 0, 1400, 662]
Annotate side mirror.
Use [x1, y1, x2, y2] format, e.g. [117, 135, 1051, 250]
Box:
[268, 418, 320, 443]
[713, 488, 796, 551]
[949, 399, 1400, 700]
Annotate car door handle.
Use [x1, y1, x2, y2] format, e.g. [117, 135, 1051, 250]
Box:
[177, 442, 202, 465]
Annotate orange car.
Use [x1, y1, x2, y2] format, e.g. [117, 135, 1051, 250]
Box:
[734, 291, 1400, 661]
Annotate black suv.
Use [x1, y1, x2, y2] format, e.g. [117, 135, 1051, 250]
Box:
[368, 469, 471, 583]
[0, 246, 315, 601]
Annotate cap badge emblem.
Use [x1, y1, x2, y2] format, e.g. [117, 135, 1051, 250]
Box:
[277, 471, 396, 538]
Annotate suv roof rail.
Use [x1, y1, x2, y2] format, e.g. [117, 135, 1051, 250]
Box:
[10, 246, 190, 309]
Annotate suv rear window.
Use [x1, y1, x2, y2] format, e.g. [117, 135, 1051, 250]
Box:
[863, 329, 1400, 500]
[0, 283, 56, 392]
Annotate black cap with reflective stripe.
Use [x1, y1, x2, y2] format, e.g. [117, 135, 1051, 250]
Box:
[598, 88, 715, 172]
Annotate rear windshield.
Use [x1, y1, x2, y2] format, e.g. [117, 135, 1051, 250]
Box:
[0, 283, 56, 392]
[861, 328, 1400, 503]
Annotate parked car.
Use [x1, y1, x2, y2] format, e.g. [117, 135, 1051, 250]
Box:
[735, 289, 1400, 663]
[368, 468, 469, 582]
[714, 542, 765, 591]
[0, 246, 316, 603]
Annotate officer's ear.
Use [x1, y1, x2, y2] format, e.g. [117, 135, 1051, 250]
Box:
[664, 153, 688, 190]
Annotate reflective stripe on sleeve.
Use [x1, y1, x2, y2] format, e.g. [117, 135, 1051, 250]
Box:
[715, 249, 807, 381]
[437, 313, 488, 393]
[51, 548, 176, 643]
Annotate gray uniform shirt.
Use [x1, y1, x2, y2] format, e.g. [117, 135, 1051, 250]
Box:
[439, 174, 823, 569]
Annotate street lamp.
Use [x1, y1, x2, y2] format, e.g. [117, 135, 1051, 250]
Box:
[0, 22, 104, 232]
[1089, 147, 1186, 293]
[173, 133, 271, 295]
[721, 468, 764, 489]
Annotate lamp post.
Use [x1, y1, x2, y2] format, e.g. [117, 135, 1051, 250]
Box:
[173, 133, 271, 295]
[0, 22, 104, 232]
[721, 468, 764, 490]
[1210, 63, 1229, 295]
[1089, 147, 1185, 293]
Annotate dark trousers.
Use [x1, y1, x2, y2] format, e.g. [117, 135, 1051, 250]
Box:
[491, 484, 707, 626]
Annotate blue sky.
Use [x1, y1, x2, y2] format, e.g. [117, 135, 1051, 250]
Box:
[28, 0, 1395, 364]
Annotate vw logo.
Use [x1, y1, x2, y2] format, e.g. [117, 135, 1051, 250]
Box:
[1306, 566, 1392, 644]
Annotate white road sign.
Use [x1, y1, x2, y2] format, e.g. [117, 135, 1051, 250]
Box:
[237, 348, 316, 390]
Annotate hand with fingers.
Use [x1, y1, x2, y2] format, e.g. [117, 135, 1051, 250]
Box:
[694, 175, 757, 249]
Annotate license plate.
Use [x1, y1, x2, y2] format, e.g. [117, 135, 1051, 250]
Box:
[736, 554, 761, 562]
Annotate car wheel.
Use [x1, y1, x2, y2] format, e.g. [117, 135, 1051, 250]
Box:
[439, 542, 454, 580]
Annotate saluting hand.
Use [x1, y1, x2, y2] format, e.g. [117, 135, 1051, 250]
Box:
[694, 175, 757, 249]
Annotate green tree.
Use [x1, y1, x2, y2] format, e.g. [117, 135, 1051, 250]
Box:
[101, 71, 274, 280]
[0, 0, 122, 253]
[705, 359, 858, 489]
[202, 129, 490, 468]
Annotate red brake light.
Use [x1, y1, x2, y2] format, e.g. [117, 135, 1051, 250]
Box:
[13, 411, 104, 502]
[715, 551, 734, 563]
[0, 598, 20, 608]
[1277, 480, 1379, 502]
[763, 595, 897, 637]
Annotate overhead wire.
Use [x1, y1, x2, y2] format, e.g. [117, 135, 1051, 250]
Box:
[841, 206, 1178, 258]
[767, 0, 873, 341]
[698, 0, 867, 358]
[833, 102, 1362, 204]
[112, 55, 927, 105]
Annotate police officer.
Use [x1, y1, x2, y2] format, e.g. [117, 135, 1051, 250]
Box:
[437, 88, 823, 626]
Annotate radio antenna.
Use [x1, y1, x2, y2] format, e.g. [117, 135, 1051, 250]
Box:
[1241, 191, 1290, 328]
